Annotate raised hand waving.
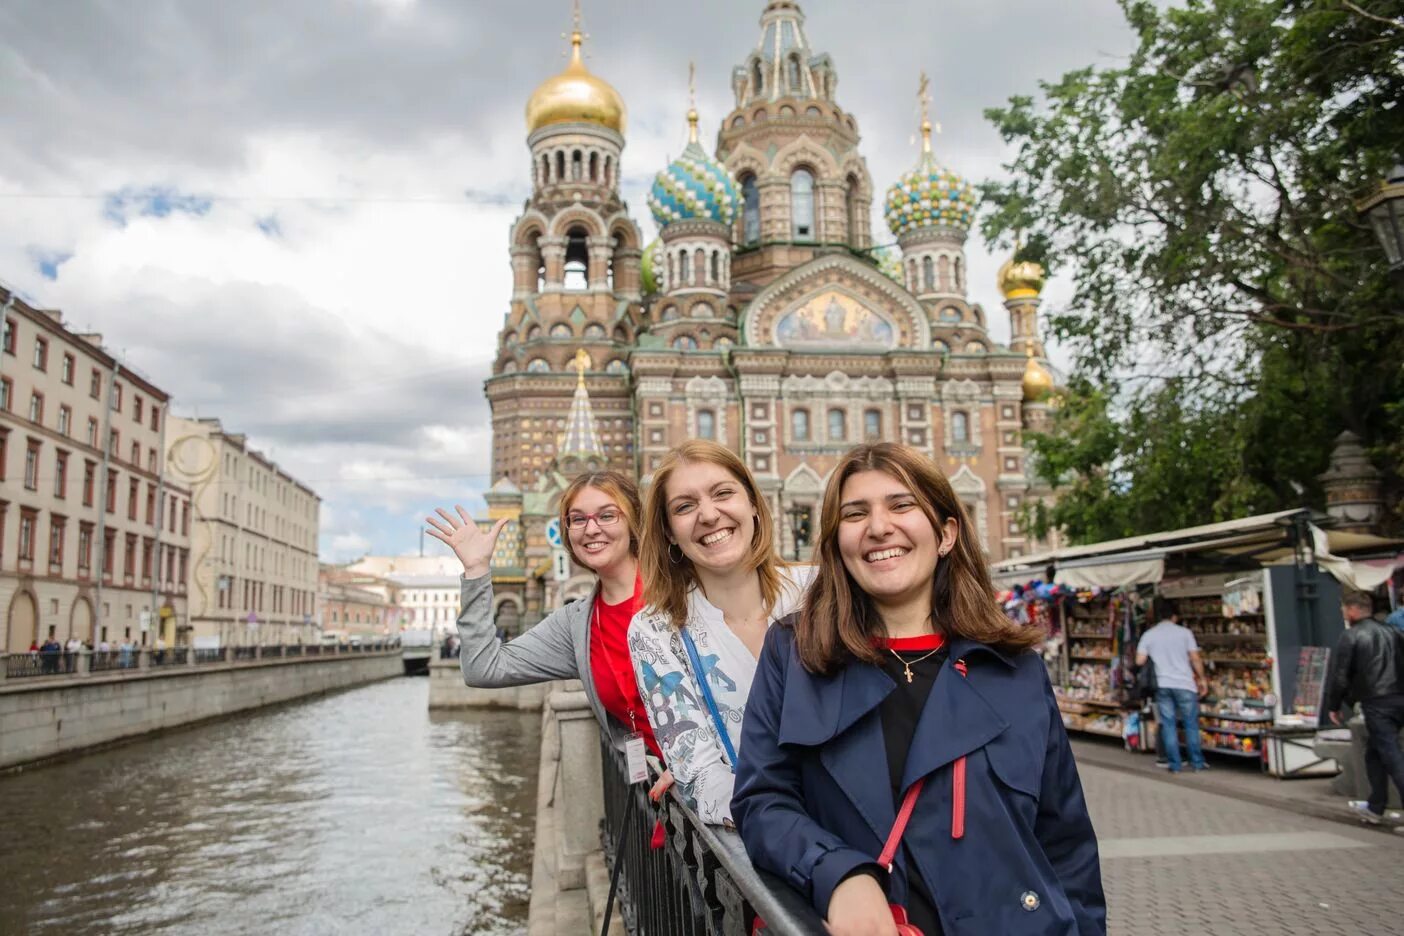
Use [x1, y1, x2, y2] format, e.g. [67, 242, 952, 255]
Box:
[424, 506, 509, 580]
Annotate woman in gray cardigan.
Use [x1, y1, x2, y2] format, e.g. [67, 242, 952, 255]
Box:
[426, 471, 667, 777]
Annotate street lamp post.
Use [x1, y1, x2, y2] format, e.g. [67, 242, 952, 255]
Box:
[1356, 163, 1404, 279]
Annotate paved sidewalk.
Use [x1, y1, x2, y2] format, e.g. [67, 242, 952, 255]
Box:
[1076, 745, 1404, 935]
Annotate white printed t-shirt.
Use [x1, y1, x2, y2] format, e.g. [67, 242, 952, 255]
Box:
[1137, 620, 1199, 692]
[628, 565, 813, 826]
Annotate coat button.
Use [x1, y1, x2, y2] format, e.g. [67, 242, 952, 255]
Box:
[1021, 891, 1040, 912]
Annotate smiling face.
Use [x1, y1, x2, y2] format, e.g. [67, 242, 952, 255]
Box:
[836, 469, 957, 612]
[664, 460, 757, 576]
[564, 485, 632, 575]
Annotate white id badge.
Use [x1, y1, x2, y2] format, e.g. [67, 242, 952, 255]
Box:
[624, 733, 649, 785]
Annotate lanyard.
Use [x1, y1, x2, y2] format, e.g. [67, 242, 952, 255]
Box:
[592, 592, 642, 735]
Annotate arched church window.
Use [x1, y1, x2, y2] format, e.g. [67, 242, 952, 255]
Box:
[697, 410, 716, 441]
[541, 154, 550, 185]
[526, 325, 542, 341]
[791, 408, 810, 442]
[732, 115, 745, 129]
[527, 358, 550, 374]
[672, 335, 698, 351]
[694, 247, 706, 284]
[691, 302, 713, 319]
[501, 360, 519, 374]
[661, 305, 679, 321]
[864, 409, 882, 440]
[923, 256, 935, 291]
[571, 150, 583, 181]
[604, 155, 612, 187]
[711, 251, 720, 283]
[953, 256, 963, 292]
[938, 256, 952, 291]
[827, 408, 847, 441]
[563, 227, 589, 290]
[964, 340, 987, 354]
[791, 168, 815, 240]
[845, 174, 860, 245]
[555, 151, 565, 181]
[678, 249, 691, 285]
[589, 152, 599, 183]
[605, 359, 628, 375]
[741, 174, 761, 246]
[550, 323, 572, 338]
[788, 56, 803, 93]
[932, 339, 949, 353]
[807, 105, 822, 117]
[583, 323, 606, 339]
[753, 59, 764, 97]
[952, 411, 969, 444]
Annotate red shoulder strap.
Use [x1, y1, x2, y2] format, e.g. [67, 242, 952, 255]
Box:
[879, 778, 925, 872]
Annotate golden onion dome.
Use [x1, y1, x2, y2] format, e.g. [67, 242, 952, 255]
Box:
[525, 29, 626, 135]
[1023, 353, 1055, 402]
[998, 257, 1046, 300]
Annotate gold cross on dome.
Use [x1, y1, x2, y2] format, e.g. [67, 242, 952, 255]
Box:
[918, 71, 941, 154]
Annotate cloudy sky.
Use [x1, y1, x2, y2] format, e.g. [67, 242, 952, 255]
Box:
[0, 0, 1138, 561]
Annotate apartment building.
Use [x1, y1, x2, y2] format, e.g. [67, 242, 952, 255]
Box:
[165, 416, 321, 648]
[318, 563, 404, 638]
[1, 286, 192, 652]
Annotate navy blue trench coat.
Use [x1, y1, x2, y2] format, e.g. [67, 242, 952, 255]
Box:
[733, 625, 1106, 935]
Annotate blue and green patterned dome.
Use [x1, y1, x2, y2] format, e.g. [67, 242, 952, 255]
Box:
[884, 151, 977, 237]
[648, 134, 740, 229]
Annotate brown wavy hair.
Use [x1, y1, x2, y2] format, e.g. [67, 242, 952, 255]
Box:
[796, 443, 1042, 674]
[640, 440, 784, 630]
[559, 471, 642, 565]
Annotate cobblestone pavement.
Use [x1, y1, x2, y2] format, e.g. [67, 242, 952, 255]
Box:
[1081, 762, 1404, 935]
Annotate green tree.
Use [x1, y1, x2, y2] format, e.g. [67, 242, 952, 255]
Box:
[985, 0, 1404, 543]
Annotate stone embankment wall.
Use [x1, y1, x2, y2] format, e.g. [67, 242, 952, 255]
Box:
[427, 657, 549, 710]
[0, 652, 401, 770]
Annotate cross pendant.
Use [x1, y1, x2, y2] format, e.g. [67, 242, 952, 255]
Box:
[904, 668, 914, 684]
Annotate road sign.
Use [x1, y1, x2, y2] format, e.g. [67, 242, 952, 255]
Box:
[552, 548, 570, 582]
[545, 517, 563, 548]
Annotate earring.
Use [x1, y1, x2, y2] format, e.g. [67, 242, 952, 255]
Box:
[668, 543, 684, 565]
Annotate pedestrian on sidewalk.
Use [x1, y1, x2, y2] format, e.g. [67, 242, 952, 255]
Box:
[1324, 591, 1404, 827]
[1136, 598, 1209, 773]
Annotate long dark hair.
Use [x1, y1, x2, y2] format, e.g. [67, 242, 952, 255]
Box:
[796, 443, 1043, 674]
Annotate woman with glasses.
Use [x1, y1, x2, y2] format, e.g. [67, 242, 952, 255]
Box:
[732, 444, 1103, 935]
[426, 471, 664, 767]
[628, 440, 812, 827]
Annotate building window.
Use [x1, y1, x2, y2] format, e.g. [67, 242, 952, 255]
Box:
[923, 256, 935, 292]
[952, 411, 970, 444]
[130, 441, 140, 465]
[863, 409, 882, 440]
[28, 391, 43, 424]
[78, 522, 93, 574]
[751, 402, 768, 420]
[128, 477, 139, 520]
[90, 368, 101, 398]
[110, 429, 119, 455]
[908, 403, 924, 421]
[2, 316, 14, 354]
[87, 417, 98, 447]
[54, 450, 68, 498]
[134, 395, 144, 423]
[0, 431, 6, 481]
[124, 532, 137, 579]
[741, 174, 761, 245]
[61, 352, 74, 385]
[83, 460, 96, 506]
[49, 516, 66, 568]
[150, 406, 159, 431]
[25, 439, 41, 489]
[106, 468, 118, 514]
[791, 408, 810, 442]
[563, 226, 589, 290]
[828, 409, 847, 442]
[697, 409, 716, 441]
[112, 382, 123, 411]
[146, 484, 156, 524]
[0, 376, 10, 412]
[19, 508, 36, 562]
[672, 335, 698, 351]
[33, 336, 48, 370]
[791, 168, 815, 240]
[58, 405, 71, 436]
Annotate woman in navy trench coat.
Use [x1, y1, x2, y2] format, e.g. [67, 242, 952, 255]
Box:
[734, 444, 1105, 935]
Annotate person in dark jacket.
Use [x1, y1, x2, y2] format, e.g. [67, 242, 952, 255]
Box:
[733, 443, 1105, 935]
[1325, 590, 1404, 826]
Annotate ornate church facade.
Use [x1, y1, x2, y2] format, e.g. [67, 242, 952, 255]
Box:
[480, 0, 1057, 625]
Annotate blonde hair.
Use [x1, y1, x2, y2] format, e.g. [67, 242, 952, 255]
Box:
[558, 471, 642, 565]
[640, 440, 784, 630]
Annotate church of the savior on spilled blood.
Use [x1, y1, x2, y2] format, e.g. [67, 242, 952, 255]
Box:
[479, 0, 1059, 627]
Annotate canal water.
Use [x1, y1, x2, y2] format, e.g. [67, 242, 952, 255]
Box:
[0, 678, 541, 935]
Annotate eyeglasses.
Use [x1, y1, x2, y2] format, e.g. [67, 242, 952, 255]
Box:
[567, 510, 622, 531]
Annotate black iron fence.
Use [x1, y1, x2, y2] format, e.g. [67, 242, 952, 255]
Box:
[150, 647, 189, 668]
[598, 735, 824, 936]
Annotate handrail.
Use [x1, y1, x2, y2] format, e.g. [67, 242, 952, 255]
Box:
[598, 732, 825, 935]
[0, 641, 403, 685]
